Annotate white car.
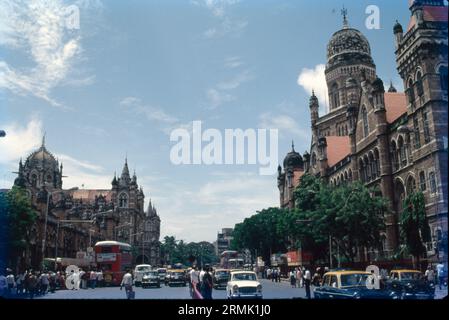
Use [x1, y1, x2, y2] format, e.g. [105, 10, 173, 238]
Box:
[226, 271, 263, 299]
[133, 264, 152, 286]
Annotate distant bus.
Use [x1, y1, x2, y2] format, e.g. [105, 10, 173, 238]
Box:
[94, 241, 132, 286]
[220, 250, 245, 269]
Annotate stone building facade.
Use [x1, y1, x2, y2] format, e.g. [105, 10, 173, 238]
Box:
[278, 0, 448, 262]
[13, 137, 161, 268]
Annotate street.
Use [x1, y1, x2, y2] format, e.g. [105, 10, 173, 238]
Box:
[33, 279, 447, 300]
[34, 279, 306, 299]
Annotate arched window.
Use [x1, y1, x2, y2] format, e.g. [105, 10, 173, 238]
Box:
[406, 176, 417, 195]
[344, 171, 348, 183]
[398, 136, 407, 167]
[391, 140, 399, 171]
[331, 83, 339, 109]
[407, 78, 415, 104]
[359, 159, 365, 182]
[419, 171, 426, 191]
[348, 169, 353, 182]
[362, 106, 369, 137]
[31, 174, 37, 187]
[439, 65, 448, 92]
[364, 156, 371, 182]
[429, 171, 437, 194]
[369, 152, 376, 180]
[119, 193, 128, 208]
[416, 71, 424, 97]
[374, 149, 381, 176]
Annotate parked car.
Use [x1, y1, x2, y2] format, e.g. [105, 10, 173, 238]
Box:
[141, 270, 161, 288]
[213, 269, 230, 290]
[166, 270, 187, 287]
[133, 264, 152, 286]
[313, 271, 399, 299]
[386, 269, 435, 300]
[157, 268, 167, 283]
[226, 271, 262, 299]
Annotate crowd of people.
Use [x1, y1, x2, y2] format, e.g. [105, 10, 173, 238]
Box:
[0, 267, 106, 299]
[188, 265, 214, 300]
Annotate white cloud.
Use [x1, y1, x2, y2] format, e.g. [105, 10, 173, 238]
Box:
[224, 56, 243, 69]
[0, 117, 111, 191]
[153, 174, 278, 242]
[120, 96, 179, 125]
[0, 0, 97, 107]
[297, 64, 329, 114]
[206, 70, 253, 109]
[0, 117, 43, 164]
[217, 70, 253, 90]
[259, 112, 310, 143]
[206, 88, 235, 109]
[193, 0, 247, 39]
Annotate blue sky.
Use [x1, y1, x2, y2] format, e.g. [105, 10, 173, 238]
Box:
[1, 0, 412, 242]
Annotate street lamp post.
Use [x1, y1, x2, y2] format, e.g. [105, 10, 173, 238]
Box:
[41, 188, 62, 271]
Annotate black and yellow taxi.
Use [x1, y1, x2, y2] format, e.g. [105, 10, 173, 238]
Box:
[386, 269, 435, 300]
[213, 268, 230, 289]
[165, 269, 187, 287]
[313, 270, 399, 299]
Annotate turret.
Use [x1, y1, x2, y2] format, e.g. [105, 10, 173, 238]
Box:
[309, 90, 319, 126]
[393, 20, 403, 49]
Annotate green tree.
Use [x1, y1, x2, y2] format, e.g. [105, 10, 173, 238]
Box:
[231, 207, 287, 263]
[1, 187, 38, 270]
[399, 192, 431, 268]
[291, 174, 387, 264]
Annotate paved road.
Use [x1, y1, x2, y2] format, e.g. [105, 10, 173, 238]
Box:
[24, 280, 447, 299]
[34, 279, 307, 299]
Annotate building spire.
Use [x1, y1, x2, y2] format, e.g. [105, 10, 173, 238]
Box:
[292, 140, 295, 152]
[341, 5, 349, 28]
[41, 132, 46, 148]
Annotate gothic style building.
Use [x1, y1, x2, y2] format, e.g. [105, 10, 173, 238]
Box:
[13, 137, 161, 268]
[278, 0, 448, 262]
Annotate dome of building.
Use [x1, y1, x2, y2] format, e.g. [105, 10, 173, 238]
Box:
[327, 27, 371, 60]
[283, 142, 304, 169]
[372, 77, 385, 92]
[393, 20, 403, 34]
[26, 136, 58, 166]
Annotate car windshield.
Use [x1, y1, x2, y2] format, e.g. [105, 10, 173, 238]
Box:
[233, 273, 256, 281]
[158, 270, 166, 274]
[216, 271, 229, 277]
[144, 271, 158, 276]
[137, 266, 151, 272]
[340, 274, 370, 287]
[401, 272, 421, 280]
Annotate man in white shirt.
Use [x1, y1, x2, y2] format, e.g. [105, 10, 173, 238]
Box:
[425, 265, 435, 284]
[6, 271, 16, 296]
[120, 269, 134, 299]
[436, 262, 445, 290]
[304, 268, 311, 299]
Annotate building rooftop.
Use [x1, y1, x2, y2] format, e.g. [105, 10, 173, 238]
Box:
[384, 92, 407, 123]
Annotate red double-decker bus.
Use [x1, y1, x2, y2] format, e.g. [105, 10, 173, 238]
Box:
[94, 241, 133, 286]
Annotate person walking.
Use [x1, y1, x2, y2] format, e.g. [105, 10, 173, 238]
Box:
[304, 267, 311, 299]
[16, 271, 25, 296]
[202, 267, 214, 300]
[39, 271, 49, 295]
[90, 269, 97, 289]
[49, 271, 56, 293]
[290, 270, 297, 288]
[6, 270, 16, 296]
[297, 267, 303, 288]
[436, 261, 445, 290]
[28, 272, 38, 299]
[97, 269, 104, 288]
[425, 265, 435, 285]
[0, 270, 7, 298]
[120, 269, 134, 299]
